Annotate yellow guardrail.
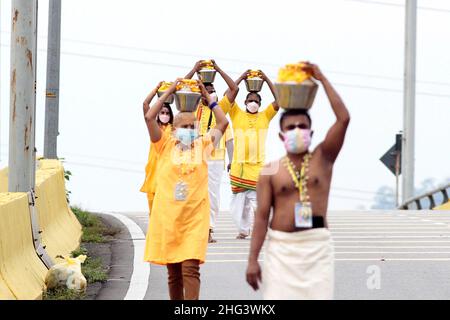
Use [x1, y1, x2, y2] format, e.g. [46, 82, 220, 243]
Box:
[434, 201, 450, 210]
[35, 160, 82, 260]
[0, 168, 8, 193]
[0, 160, 82, 300]
[0, 193, 48, 300]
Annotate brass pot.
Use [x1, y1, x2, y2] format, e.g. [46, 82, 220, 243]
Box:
[274, 79, 318, 110]
[197, 69, 217, 83]
[157, 90, 174, 104]
[245, 78, 264, 92]
[174, 90, 201, 112]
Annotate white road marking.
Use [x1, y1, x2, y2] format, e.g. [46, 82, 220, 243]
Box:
[333, 251, 450, 254]
[207, 251, 450, 255]
[330, 227, 450, 230]
[209, 246, 450, 249]
[335, 246, 450, 249]
[333, 235, 450, 238]
[333, 240, 450, 243]
[205, 258, 450, 262]
[330, 231, 450, 234]
[101, 212, 150, 300]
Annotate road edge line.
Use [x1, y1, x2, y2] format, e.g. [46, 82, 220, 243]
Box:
[101, 212, 150, 300]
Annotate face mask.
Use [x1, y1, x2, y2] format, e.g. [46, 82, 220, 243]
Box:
[281, 128, 312, 154]
[159, 114, 170, 124]
[209, 92, 218, 103]
[175, 128, 198, 146]
[246, 101, 259, 113]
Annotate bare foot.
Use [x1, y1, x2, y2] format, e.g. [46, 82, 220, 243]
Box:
[208, 230, 217, 243]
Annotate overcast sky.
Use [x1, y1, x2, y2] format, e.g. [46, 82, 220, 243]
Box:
[1, 0, 449, 213]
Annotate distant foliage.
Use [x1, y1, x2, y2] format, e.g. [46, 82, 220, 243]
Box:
[371, 186, 396, 209]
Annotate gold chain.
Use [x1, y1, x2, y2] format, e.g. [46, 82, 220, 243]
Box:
[281, 153, 311, 202]
[175, 144, 197, 179]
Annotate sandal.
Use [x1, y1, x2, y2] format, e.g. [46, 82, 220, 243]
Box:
[236, 233, 248, 240]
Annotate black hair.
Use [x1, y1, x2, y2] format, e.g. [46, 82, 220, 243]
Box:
[157, 103, 174, 126]
[279, 109, 312, 129]
[245, 92, 262, 103]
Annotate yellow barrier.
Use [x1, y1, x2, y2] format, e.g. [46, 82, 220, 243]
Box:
[35, 160, 82, 261]
[0, 273, 15, 300]
[434, 201, 450, 210]
[0, 160, 82, 300]
[0, 193, 48, 300]
[0, 167, 8, 193]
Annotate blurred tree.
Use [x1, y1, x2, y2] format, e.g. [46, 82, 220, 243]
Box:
[371, 186, 396, 209]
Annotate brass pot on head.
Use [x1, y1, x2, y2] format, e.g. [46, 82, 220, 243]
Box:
[157, 90, 175, 104]
[245, 77, 264, 93]
[174, 90, 202, 112]
[274, 79, 318, 110]
[197, 69, 217, 84]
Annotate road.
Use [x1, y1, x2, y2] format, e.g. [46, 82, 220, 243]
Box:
[99, 210, 450, 300]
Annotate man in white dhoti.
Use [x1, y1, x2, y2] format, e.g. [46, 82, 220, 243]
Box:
[246, 62, 350, 300]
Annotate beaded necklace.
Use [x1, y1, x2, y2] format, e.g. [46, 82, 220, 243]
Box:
[281, 153, 312, 202]
[173, 141, 197, 201]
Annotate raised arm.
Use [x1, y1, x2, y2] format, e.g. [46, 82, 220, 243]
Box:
[198, 81, 228, 147]
[211, 60, 239, 103]
[144, 80, 179, 143]
[185, 60, 203, 79]
[246, 167, 273, 291]
[259, 70, 279, 111]
[142, 81, 162, 118]
[303, 62, 350, 162]
[224, 69, 250, 104]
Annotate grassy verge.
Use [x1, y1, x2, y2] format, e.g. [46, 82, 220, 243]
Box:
[43, 207, 116, 300]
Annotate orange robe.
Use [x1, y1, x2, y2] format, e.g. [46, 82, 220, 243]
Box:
[140, 125, 172, 212]
[144, 133, 213, 265]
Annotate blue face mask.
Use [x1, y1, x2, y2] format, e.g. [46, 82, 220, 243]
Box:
[175, 128, 198, 146]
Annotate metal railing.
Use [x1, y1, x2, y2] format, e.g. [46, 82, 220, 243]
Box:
[399, 183, 450, 210]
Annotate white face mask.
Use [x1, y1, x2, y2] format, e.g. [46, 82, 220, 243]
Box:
[159, 114, 170, 124]
[246, 101, 259, 113]
[209, 92, 218, 102]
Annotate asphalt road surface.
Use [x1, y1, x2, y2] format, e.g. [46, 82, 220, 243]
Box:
[108, 210, 450, 300]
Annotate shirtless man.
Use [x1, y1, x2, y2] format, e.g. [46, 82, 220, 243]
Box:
[246, 62, 350, 299]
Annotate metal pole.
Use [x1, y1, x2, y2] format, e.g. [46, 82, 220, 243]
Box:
[8, 0, 38, 192]
[44, 0, 61, 159]
[401, 0, 417, 203]
[395, 153, 400, 207]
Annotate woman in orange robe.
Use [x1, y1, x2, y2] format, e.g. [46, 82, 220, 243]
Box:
[143, 79, 229, 300]
[140, 82, 174, 214]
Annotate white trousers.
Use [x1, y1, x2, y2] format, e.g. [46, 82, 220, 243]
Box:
[207, 160, 224, 230]
[230, 190, 257, 236]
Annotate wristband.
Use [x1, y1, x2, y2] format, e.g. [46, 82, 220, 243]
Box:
[208, 101, 218, 110]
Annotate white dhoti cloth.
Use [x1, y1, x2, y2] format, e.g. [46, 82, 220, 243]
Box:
[262, 228, 334, 300]
[207, 160, 224, 230]
[230, 190, 256, 236]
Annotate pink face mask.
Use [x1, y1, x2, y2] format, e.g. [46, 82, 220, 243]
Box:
[281, 128, 312, 154]
[159, 114, 170, 124]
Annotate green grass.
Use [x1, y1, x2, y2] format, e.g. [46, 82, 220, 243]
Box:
[43, 287, 86, 300]
[71, 206, 110, 243]
[82, 256, 108, 283]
